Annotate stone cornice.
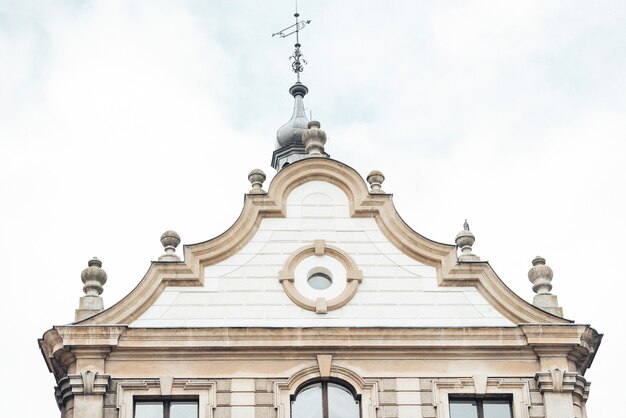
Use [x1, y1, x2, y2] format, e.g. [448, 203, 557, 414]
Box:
[521, 324, 602, 373]
[40, 326, 126, 382]
[54, 325, 126, 347]
[42, 324, 599, 352]
[40, 324, 601, 381]
[71, 158, 568, 327]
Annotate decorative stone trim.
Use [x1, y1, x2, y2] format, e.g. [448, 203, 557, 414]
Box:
[432, 377, 531, 418]
[535, 369, 580, 393]
[274, 363, 379, 418]
[279, 241, 363, 313]
[71, 157, 572, 326]
[316, 355, 333, 377]
[571, 375, 590, 409]
[70, 371, 110, 395]
[116, 378, 217, 418]
[55, 372, 110, 410]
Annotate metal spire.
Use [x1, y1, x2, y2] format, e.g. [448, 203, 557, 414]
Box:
[273, 2, 311, 83]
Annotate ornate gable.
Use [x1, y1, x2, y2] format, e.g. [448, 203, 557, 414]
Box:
[75, 157, 567, 327]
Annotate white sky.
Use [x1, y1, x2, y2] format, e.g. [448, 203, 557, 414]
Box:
[1, 1, 624, 416]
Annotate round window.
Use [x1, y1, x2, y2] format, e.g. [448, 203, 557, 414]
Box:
[307, 271, 332, 290]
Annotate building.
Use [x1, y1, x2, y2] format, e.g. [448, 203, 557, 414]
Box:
[39, 19, 601, 418]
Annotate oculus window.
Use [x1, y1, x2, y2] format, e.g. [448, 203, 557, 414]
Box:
[135, 400, 198, 418]
[291, 381, 360, 418]
[449, 398, 512, 418]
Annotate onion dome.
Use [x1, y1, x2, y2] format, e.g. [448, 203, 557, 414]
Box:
[276, 83, 309, 148]
[272, 83, 310, 170]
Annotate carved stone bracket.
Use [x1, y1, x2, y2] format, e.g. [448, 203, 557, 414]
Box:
[69, 371, 110, 395]
[535, 369, 579, 393]
[55, 371, 110, 411]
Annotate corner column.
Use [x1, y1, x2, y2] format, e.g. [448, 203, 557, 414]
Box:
[70, 347, 111, 418]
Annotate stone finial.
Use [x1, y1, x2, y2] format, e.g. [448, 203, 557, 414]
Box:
[528, 256, 563, 316]
[301, 121, 327, 156]
[248, 169, 267, 194]
[455, 219, 480, 261]
[366, 170, 385, 194]
[159, 230, 181, 262]
[75, 257, 107, 321]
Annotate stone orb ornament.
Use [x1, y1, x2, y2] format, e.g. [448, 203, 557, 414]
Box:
[160, 230, 181, 249]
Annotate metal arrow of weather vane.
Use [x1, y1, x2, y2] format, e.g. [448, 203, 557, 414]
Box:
[272, 3, 311, 83]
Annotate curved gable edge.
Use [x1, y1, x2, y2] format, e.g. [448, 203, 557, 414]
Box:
[76, 158, 571, 326]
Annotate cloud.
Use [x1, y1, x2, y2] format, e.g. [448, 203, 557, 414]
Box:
[1, 1, 624, 416]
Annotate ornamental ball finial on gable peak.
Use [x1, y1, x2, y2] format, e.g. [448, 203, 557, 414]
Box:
[528, 255, 553, 294]
[366, 170, 386, 194]
[75, 257, 107, 321]
[302, 120, 327, 157]
[81, 257, 107, 295]
[528, 255, 563, 317]
[159, 230, 181, 262]
[248, 169, 267, 194]
[455, 219, 480, 262]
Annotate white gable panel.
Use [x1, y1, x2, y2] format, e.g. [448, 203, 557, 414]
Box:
[132, 181, 513, 327]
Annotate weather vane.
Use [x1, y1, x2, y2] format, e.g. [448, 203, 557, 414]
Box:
[272, 1, 311, 83]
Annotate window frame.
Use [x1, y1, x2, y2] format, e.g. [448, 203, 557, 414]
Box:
[134, 396, 199, 418]
[448, 395, 514, 418]
[274, 365, 379, 418]
[290, 379, 362, 418]
[116, 379, 216, 418]
[431, 377, 531, 418]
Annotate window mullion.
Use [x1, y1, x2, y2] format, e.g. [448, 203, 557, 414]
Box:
[477, 400, 484, 418]
[321, 382, 329, 418]
[164, 400, 170, 418]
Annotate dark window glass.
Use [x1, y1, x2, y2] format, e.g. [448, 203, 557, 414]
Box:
[449, 399, 512, 418]
[292, 381, 360, 418]
[308, 272, 332, 289]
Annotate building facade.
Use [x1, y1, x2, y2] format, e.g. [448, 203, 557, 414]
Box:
[39, 80, 601, 418]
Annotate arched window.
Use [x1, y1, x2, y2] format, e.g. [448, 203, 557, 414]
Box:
[291, 380, 360, 418]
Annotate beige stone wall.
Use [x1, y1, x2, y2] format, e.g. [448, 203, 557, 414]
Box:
[373, 378, 421, 418]
[57, 373, 594, 418]
[104, 383, 118, 418]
